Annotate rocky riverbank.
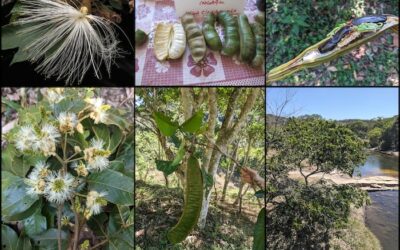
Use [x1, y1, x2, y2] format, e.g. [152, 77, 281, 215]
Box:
[289, 169, 399, 191]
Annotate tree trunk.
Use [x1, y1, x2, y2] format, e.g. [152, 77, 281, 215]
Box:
[198, 89, 260, 229]
[221, 142, 239, 202]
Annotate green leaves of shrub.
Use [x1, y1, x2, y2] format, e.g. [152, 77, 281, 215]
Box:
[87, 168, 134, 206]
[153, 112, 179, 136]
[252, 208, 266, 250]
[2, 171, 38, 221]
[156, 142, 185, 176]
[181, 111, 204, 133]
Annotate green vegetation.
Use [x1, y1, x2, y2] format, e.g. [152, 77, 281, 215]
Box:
[267, 115, 371, 248]
[266, 0, 399, 85]
[135, 88, 264, 248]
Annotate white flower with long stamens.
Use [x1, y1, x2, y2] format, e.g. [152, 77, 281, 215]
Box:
[44, 88, 64, 104]
[44, 171, 75, 204]
[84, 138, 110, 172]
[15, 0, 122, 84]
[33, 124, 61, 156]
[85, 97, 110, 124]
[15, 125, 38, 152]
[85, 190, 107, 217]
[30, 161, 51, 179]
[58, 112, 78, 134]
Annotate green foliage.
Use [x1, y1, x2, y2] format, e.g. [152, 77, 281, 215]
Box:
[153, 111, 179, 136]
[1, 88, 133, 249]
[279, 118, 366, 177]
[180, 111, 204, 133]
[267, 180, 370, 248]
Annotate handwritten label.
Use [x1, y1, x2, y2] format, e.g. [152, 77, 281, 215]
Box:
[174, 0, 246, 17]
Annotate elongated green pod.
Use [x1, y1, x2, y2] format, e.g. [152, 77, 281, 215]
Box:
[202, 13, 222, 51]
[251, 22, 265, 68]
[167, 155, 203, 244]
[218, 11, 240, 56]
[238, 14, 256, 62]
[252, 208, 266, 250]
[181, 13, 207, 63]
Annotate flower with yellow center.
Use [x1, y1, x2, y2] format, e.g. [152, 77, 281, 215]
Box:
[44, 171, 75, 204]
[58, 112, 78, 134]
[85, 97, 111, 124]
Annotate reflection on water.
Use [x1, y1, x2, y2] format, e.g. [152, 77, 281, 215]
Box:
[365, 191, 399, 250]
[354, 152, 399, 177]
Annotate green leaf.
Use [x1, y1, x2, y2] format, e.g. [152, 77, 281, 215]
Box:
[153, 112, 179, 136]
[156, 160, 179, 176]
[2, 97, 21, 110]
[87, 213, 108, 237]
[23, 213, 47, 237]
[53, 98, 86, 116]
[107, 206, 134, 250]
[109, 125, 123, 153]
[109, 0, 123, 10]
[93, 124, 110, 149]
[31, 229, 68, 249]
[103, 111, 130, 131]
[180, 111, 204, 133]
[2, 24, 21, 50]
[252, 208, 265, 250]
[1, 224, 18, 250]
[18, 105, 41, 125]
[10, 47, 30, 65]
[87, 169, 133, 206]
[254, 190, 265, 198]
[1, 171, 39, 221]
[171, 142, 186, 166]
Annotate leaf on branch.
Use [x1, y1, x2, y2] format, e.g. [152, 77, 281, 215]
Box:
[153, 111, 179, 136]
[180, 111, 204, 133]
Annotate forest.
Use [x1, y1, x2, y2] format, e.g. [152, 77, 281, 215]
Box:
[135, 88, 265, 249]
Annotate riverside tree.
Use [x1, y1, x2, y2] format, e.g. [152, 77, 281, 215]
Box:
[267, 117, 370, 248]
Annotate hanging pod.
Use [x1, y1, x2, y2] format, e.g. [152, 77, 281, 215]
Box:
[154, 23, 186, 61]
[181, 13, 207, 63]
[167, 155, 203, 244]
[202, 13, 222, 51]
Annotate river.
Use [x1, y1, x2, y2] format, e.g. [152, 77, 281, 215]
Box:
[366, 191, 399, 250]
[356, 152, 399, 250]
[355, 151, 399, 177]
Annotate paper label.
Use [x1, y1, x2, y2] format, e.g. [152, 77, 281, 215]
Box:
[174, 0, 246, 17]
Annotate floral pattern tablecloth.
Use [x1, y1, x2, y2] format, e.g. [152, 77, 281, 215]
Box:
[135, 0, 265, 86]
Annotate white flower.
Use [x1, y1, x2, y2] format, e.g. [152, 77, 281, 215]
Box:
[15, 125, 37, 151]
[14, 0, 122, 84]
[84, 139, 110, 172]
[58, 112, 78, 133]
[30, 161, 51, 179]
[86, 190, 107, 216]
[33, 124, 60, 156]
[44, 171, 75, 204]
[44, 88, 64, 104]
[155, 61, 170, 73]
[71, 161, 88, 177]
[85, 98, 110, 124]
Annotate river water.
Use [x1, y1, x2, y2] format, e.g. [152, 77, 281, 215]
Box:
[355, 151, 399, 177]
[356, 152, 399, 250]
[365, 191, 399, 250]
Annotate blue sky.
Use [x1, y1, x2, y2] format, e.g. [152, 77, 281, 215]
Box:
[266, 88, 399, 120]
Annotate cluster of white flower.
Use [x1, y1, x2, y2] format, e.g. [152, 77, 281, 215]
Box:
[57, 112, 78, 134]
[25, 162, 75, 204]
[44, 88, 65, 104]
[15, 123, 60, 156]
[85, 97, 110, 124]
[84, 139, 111, 172]
[85, 190, 108, 219]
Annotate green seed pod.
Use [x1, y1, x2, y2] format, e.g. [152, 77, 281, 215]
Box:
[251, 22, 265, 68]
[181, 13, 207, 63]
[167, 155, 203, 244]
[202, 13, 222, 51]
[218, 11, 240, 56]
[135, 29, 148, 46]
[238, 14, 256, 62]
